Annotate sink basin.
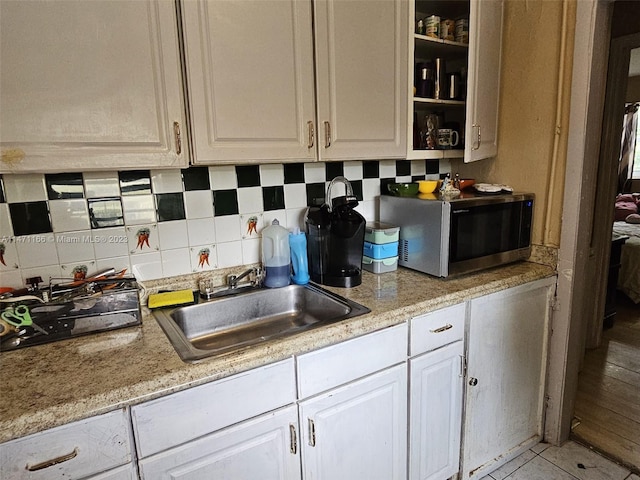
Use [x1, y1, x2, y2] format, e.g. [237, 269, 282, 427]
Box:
[152, 283, 370, 362]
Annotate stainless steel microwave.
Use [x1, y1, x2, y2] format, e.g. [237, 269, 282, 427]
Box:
[380, 192, 534, 277]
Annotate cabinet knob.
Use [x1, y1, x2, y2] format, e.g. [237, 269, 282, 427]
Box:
[469, 377, 478, 386]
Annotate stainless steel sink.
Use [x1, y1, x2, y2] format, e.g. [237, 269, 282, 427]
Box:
[152, 283, 369, 362]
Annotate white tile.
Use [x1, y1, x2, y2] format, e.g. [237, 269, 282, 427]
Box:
[126, 224, 159, 255]
[354, 200, 376, 222]
[490, 450, 537, 480]
[362, 178, 382, 200]
[15, 234, 58, 269]
[60, 260, 97, 281]
[160, 248, 191, 277]
[411, 159, 426, 176]
[505, 455, 577, 480]
[284, 183, 308, 209]
[190, 245, 217, 272]
[216, 241, 243, 268]
[530, 442, 551, 455]
[259, 164, 284, 186]
[122, 195, 156, 225]
[187, 217, 216, 246]
[1, 268, 24, 289]
[3, 174, 47, 202]
[304, 162, 325, 183]
[214, 215, 241, 243]
[158, 220, 189, 250]
[242, 237, 261, 264]
[379, 160, 396, 178]
[92, 227, 130, 259]
[262, 210, 287, 231]
[184, 190, 214, 219]
[151, 169, 184, 193]
[237, 186, 263, 214]
[83, 172, 121, 198]
[240, 213, 262, 239]
[0, 238, 19, 270]
[209, 165, 237, 190]
[395, 175, 412, 183]
[343, 161, 363, 181]
[130, 251, 163, 281]
[540, 441, 630, 480]
[21, 264, 62, 286]
[55, 230, 95, 264]
[285, 208, 308, 232]
[0, 203, 13, 237]
[49, 199, 90, 232]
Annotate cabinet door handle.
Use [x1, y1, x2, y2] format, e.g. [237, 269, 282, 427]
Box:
[472, 124, 481, 150]
[324, 121, 331, 148]
[308, 418, 316, 447]
[26, 447, 78, 471]
[430, 324, 453, 333]
[289, 424, 297, 454]
[469, 377, 478, 386]
[307, 121, 315, 148]
[174, 121, 182, 155]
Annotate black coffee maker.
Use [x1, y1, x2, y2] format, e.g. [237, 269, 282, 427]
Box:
[305, 176, 366, 288]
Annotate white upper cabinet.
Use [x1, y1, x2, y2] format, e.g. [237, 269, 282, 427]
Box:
[0, 0, 187, 173]
[464, 0, 504, 162]
[181, 0, 317, 165]
[183, 0, 407, 165]
[314, 0, 408, 161]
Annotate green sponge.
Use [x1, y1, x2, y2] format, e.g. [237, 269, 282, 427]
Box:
[148, 289, 195, 309]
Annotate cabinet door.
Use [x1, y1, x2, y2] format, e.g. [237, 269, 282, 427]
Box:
[87, 463, 138, 480]
[299, 364, 407, 480]
[0, 0, 187, 173]
[139, 406, 301, 480]
[314, 0, 408, 160]
[182, 0, 316, 164]
[409, 341, 464, 480]
[462, 278, 554, 479]
[464, 0, 504, 162]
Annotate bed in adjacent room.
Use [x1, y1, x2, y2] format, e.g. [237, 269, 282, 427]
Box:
[613, 193, 640, 303]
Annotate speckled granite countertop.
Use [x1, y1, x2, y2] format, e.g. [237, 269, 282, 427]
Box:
[0, 262, 554, 444]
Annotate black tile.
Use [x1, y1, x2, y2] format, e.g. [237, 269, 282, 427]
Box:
[380, 178, 396, 196]
[88, 198, 124, 229]
[350, 180, 363, 201]
[306, 183, 326, 207]
[0, 176, 4, 203]
[325, 162, 344, 181]
[181, 167, 210, 191]
[284, 163, 305, 184]
[236, 165, 260, 188]
[426, 159, 440, 175]
[262, 186, 285, 211]
[362, 161, 379, 179]
[119, 170, 151, 195]
[213, 190, 239, 216]
[156, 193, 186, 222]
[45, 173, 84, 199]
[395, 160, 411, 177]
[412, 175, 426, 182]
[9, 201, 52, 236]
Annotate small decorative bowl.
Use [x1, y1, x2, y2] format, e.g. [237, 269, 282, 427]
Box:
[418, 180, 439, 193]
[458, 179, 476, 190]
[387, 182, 419, 196]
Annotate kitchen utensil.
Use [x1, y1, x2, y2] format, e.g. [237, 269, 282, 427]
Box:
[0, 318, 17, 336]
[1, 305, 48, 335]
[387, 183, 419, 196]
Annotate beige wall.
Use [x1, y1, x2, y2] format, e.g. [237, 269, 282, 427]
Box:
[453, 0, 576, 247]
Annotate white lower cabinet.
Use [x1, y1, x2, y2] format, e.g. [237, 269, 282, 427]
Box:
[299, 364, 407, 480]
[88, 463, 139, 480]
[138, 406, 301, 480]
[461, 277, 555, 479]
[0, 409, 133, 480]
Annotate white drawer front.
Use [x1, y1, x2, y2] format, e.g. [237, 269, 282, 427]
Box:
[0, 409, 132, 480]
[410, 303, 465, 356]
[297, 323, 408, 398]
[87, 463, 138, 480]
[131, 358, 296, 458]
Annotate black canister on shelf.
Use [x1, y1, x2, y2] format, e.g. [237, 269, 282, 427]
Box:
[415, 61, 434, 98]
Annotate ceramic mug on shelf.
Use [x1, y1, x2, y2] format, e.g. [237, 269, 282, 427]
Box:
[437, 128, 459, 149]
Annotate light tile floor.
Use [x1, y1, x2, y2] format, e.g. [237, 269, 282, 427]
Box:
[479, 441, 639, 480]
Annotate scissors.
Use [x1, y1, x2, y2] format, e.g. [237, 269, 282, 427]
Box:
[1, 305, 48, 335]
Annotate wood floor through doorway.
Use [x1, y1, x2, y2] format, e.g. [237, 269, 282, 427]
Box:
[572, 292, 640, 473]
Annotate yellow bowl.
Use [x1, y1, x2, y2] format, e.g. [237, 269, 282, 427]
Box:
[418, 180, 439, 193]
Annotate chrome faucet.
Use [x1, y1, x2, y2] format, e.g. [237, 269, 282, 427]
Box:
[227, 267, 263, 289]
[198, 267, 263, 300]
